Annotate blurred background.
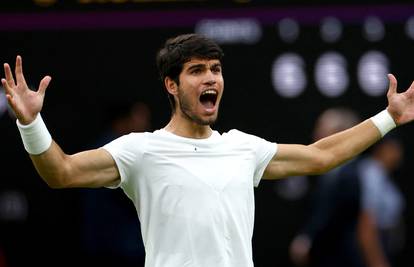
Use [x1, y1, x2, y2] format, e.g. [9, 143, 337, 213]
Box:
[1, 1, 414, 266]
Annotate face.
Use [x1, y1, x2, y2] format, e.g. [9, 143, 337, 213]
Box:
[378, 140, 403, 171]
[173, 58, 224, 125]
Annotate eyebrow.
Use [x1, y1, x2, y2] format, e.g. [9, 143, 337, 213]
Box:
[187, 62, 222, 71]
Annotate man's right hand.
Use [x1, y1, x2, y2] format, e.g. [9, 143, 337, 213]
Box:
[1, 55, 51, 125]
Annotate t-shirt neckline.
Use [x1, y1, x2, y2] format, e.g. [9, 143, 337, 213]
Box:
[158, 128, 220, 142]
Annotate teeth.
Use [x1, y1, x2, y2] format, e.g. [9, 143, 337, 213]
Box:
[201, 90, 217, 96]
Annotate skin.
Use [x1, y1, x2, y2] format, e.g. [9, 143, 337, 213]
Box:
[2, 55, 414, 189]
[289, 113, 399, 267]
[164, 58, 224, 139]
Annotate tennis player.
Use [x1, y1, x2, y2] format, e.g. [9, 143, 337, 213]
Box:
[2, 34, 413, 267]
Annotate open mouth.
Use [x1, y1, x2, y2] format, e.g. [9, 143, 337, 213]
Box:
[199, 89, 218, 109]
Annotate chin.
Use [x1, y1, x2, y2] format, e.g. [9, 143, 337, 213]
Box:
[181, 106, 219, 126]
[196, 114, 218, 126]
[198, 118, 216, 126]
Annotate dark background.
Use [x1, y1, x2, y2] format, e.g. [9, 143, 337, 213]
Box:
[1, 1, 414, 267]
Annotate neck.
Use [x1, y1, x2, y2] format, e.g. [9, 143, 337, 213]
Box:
[164, 112, 213, 139]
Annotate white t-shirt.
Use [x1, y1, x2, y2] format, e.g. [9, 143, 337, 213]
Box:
[103, 129, 277, 267]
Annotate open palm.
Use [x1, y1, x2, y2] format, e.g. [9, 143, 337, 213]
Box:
[1, 56, 51, 125]
[386, 74, 414, 126]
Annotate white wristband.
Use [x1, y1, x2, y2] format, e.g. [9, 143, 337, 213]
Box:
[371, 109, 396, 137]
[16, 114, 52, 155]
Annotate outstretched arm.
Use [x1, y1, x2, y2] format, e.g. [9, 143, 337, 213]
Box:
[264, 74, 413, 179]
[2, 56, 120, 188]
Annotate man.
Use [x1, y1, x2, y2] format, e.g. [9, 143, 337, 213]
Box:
[289, 108, 394, 267]
[358, 135, 405, 267]
[2, 33, 413, 267]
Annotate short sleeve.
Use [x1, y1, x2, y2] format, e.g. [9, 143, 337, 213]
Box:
[227, 130, 277, 187]
[102, 132, 147, 189]
[251, 136, 278, 187]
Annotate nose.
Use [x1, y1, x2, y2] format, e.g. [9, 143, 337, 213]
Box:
[204, 79, 216, 86]
[203, 70, 217, 86]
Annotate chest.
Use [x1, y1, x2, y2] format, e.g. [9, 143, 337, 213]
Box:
[143, 146, 255, 191]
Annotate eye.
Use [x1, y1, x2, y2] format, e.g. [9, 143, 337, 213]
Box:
[211, 66, 222, 74]
[191, 68, 202, 74]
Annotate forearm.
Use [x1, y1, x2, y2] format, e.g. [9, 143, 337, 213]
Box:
[264, 110, 397, 179]
[30, 140, 71, 188]
[311, 119, 381, 172]
[17, 114, 68, 187]
[18, 114, 120, 188]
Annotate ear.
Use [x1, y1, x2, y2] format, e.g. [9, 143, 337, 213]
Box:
[164, 77, 178, 96]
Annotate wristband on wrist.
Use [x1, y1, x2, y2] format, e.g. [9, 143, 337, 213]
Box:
[16, 113, 52, 155]
[371, 109, 397, 137]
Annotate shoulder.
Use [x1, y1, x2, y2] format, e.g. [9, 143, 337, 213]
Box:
[115, 131, 149, 143]
[103, 131, 151, 151]
[223, 129, 275, 144]
[222, 129, 256, 140]
[220, 129, 254, 146]
[222, 129, 277, 155]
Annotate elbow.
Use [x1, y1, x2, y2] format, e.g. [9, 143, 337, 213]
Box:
[42, 173, 69, 189]
[46, 180, 65, 189]
[308, 152, 336, 175]
[41, 165, 73, 189]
